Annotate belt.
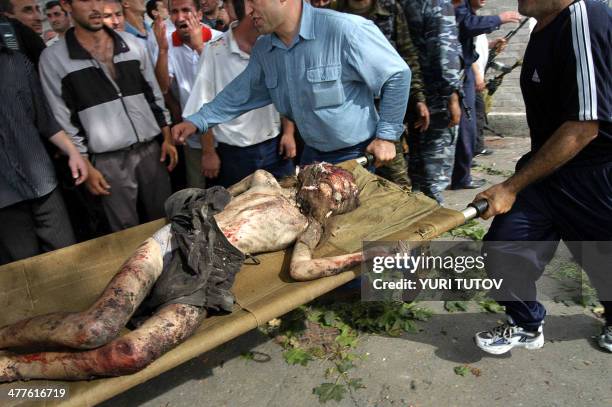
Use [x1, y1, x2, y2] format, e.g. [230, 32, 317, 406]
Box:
[93, 138, 157, 156]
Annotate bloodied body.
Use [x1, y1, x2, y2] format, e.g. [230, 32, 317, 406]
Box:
[0, 163, 365, 382]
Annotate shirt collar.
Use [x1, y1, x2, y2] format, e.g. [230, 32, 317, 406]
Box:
[227, 21, 249, 59]
[124, 21, 149, 39]
[65, 26, 130, 60]
[171, 24, 212, 47]
[264, 0, 315, 52]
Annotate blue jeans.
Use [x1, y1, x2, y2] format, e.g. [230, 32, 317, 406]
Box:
[215, 135, 295, 188]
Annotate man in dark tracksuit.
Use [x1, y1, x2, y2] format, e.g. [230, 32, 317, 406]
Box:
[473, 0, 612, 354]
[450, 0, 520, 189]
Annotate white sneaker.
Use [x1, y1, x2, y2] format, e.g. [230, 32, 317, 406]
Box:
[475, 318, 544, 355]
[598, 325, 612, 352]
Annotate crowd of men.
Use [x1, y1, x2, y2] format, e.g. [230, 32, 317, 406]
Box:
[1, 0, 611, 356]
[0, 0, 522, 263]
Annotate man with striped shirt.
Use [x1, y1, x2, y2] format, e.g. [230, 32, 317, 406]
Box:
[0, 42, 88, 265]
[472, 0, 612, 354]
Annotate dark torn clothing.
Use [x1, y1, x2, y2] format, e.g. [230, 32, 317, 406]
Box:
[134, 187, 245, 320]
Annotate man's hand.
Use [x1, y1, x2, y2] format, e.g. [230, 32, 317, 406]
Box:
[217, 7, 230, 29]
[413, 102, 430, 133]
[68, 152, 88, 185]
[366, 138, 396, 167]
[448, 92, 461, 127]
[490, 37, 507, 52]
[201, 149, 221, 178]
[153, 15, 168, 52]
[160, 140, 178, 171]
[85, 162, 111, 196]
[160, 126, 178, 171]
[186, 13, 204, 54]
[475, 71, 486, 92]
[498, 11, 521, 24]
[473, 181, 517, 220]
[279, 132, 297, 159]
[172, 121, 197, 144]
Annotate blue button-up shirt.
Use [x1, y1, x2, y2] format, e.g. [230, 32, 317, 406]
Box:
[186, 1, 411, 152]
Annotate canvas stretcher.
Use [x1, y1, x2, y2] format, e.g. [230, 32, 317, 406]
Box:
[0, 160, 470, 406]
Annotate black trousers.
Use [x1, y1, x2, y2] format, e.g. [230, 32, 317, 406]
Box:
[484, 158, 612, 328]
[0, 187, 75, 265]
[474, 91, 486, 153]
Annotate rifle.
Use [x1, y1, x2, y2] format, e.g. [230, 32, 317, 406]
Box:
[485, 18, 529, 74]
[486, 59, 523, 97]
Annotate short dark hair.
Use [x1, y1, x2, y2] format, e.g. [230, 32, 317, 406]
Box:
[229, 0, 244, 21]
[168, 0, 200, 13]
[0, 0, 14, 15]
[45, 0, 66, 13]
[145, 0, 158, 20]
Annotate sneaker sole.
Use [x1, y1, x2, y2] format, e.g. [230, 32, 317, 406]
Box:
[475, 335, 544, 355]
[598, 337, 612, 352]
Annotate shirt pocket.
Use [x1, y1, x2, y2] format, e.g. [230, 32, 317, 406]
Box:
[306, 64, 344, 110]
[265, 71, 278, 89]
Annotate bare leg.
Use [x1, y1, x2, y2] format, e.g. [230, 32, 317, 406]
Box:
[0, 238, 164, 350]
[227, 170, 280, 197]
[0, 303, 205, 382]
[289, 222, 365, 281]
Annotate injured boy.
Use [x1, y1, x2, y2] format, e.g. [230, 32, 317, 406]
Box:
[0, 163, 368, 382]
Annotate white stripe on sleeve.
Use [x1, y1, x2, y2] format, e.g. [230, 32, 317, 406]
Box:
[569, 1, 599, 121]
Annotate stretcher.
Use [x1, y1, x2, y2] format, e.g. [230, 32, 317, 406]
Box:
[0, 160, 486, 406]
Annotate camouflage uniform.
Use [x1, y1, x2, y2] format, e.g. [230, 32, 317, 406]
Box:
[336, 0, 425, 188]
[399, 0, 463, 203]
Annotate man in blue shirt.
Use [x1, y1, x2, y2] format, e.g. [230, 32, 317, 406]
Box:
[172, 0, 411, 167]
[450, 0, 520, 189]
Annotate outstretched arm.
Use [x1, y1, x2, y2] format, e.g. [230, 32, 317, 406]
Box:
[289, 222, 365, 281]
[177, 56, 273, 143]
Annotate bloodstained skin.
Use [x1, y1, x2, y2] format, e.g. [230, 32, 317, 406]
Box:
[0, 165, 370, 382]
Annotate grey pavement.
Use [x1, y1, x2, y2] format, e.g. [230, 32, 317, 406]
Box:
[102, 135, 612, 407]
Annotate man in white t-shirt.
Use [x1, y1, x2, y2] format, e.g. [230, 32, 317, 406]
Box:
[153, 0, 221, 188]
[182, 0, 296, 188]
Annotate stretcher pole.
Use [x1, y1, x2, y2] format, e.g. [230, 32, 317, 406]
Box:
[355, 154, 490, 223]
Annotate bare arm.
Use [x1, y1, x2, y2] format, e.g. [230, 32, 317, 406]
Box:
[226, 169, 280, 197]
[279, 117, 297, 159]
[473, 62, 485, 93]
[153, 16, 171, 94]
[155, 49, 172, 95]
[289, 222, 365, 281]
[48, 131, 88, 185]
[201, 129, 221, 179]
[475, 120, 599, 219]
[160, 126, 178, 172]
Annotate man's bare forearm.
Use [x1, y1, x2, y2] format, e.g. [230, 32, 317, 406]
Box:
[202, 130, 215, 153]
[281, 116, 295, 136]
[49, 131, 81, 158]
[155, 49, 171, 94]
[504, 121, 599, 193]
